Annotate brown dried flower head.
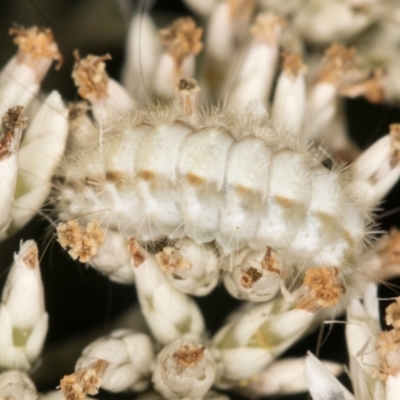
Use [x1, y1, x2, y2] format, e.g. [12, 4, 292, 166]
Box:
[0, 106, 26, 161]
[59, 359, 109, 400]
[9, 26, 63, 69]
[156, 246, 192, 273]
[72, 51, 111, 101]
[159, 17, 203, 66]
[57, 219, 104, 262]
[173, 343, 206, 368]
[297, 267, 345, 312]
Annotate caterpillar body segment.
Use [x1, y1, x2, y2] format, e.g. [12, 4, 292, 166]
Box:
[56, 106, 367, 275]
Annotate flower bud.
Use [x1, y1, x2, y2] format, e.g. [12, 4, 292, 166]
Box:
[9, 90, 68, 234]
[156, 238, 220, 296]
[88, 230, 135, 284]
[0, 26, 62, 117]
[75, 329, 154, 393]
[152, 339, 216, 400]
[128, 239, 205, 344]
[351, 124, 400, 206]
[0, 106, 26, 238]
[223, 247, 282, 302]
[212, 267, 345, 387]
[0, 370, 38, 400]
[0, 240, 48, 371]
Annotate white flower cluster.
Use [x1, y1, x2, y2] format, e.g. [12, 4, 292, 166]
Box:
[1, 1, 400, 399]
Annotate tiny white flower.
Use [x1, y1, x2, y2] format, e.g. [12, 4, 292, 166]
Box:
[72, 51, 136, 125]
[351, 124, 400, 206]
[153, 18, 203, 100]
[9, 90, 68, 234]
[0, 106, 26, 238]
[152, 339, 217, 400]
[0, 26, 62, 117]
[128, 239, 205, 344]
[88, 230, 135, 284]
[223, 247, 282, 302]
[228, 12, 285, 112]
[212, 267, 345, 388]
[156, 238, 220, 296]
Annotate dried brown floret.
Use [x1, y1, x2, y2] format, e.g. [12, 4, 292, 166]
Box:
[339, 68, 385, 103]
[241, 267, 262, 288]
[376, 329, 400, 380]
[317, 44, 366, 88]
[156, 246, 192, 273]
[282, 53, 307, 79]
[159, 17, 203, 67]
[22, 243, 39, 270]
[297, 267, 345, 312]
[173, 343, 206, 368]
[127, 238, 145, 267]
[262, 247, 280, 274]
[57, 219, 104, 263]
[386, 298, 400, 330]
[59, 359, 109, 400]
[72, 50, 111, 101]
[250, 12, 286, 45]
[0, 106, 26, 160]
[390, 124, 400, 168]
[9, 26, 63, 69]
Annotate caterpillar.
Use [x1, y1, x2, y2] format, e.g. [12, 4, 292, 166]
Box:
[56, 104, 366, 275]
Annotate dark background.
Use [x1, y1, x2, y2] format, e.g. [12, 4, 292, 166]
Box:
[1, 1, 400, 398]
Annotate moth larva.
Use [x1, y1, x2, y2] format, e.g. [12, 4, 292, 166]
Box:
[55, 105, 367, 277]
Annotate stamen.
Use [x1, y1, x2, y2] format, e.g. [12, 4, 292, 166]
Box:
[175, 78, 200, 116]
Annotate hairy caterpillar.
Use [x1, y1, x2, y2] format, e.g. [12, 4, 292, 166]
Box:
[56, 104, 366, 275]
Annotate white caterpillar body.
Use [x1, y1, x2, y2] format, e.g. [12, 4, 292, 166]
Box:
[56, 107, 366, 272]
